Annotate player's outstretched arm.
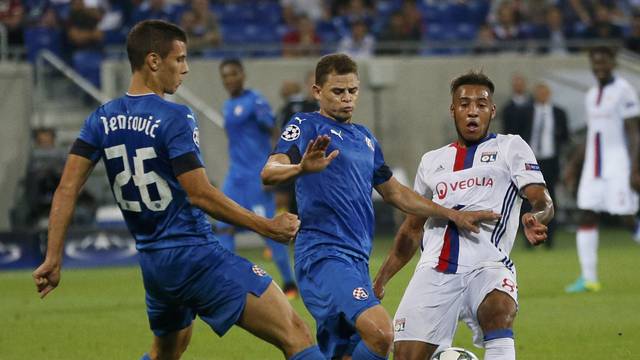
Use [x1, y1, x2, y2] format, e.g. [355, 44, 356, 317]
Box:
[521, 184, 554, 246]
[373, 214, 426, 300]
[33, 155, 95, 299]
[374, 177, 500, 233]
[624, 117, 640, 191]
[178, 168, 299, 243]
[261, 135, 339, 185]
[563, 141, 585, 192]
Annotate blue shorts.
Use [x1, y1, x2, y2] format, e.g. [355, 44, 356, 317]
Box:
[295, 251, 380, 359]
[139, 242, 272, 337]
[219, 178, 275, 231]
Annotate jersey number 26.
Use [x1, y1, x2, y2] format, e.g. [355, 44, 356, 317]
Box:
[105, 144, 172, 212]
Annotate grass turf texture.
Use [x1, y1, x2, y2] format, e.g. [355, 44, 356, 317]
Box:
[1, 228, 638, 359]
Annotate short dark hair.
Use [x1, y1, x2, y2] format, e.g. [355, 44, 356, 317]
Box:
[219, 58, 243, 71]
[315, 53, 358, 86]
[126, 20, 187, 72]
[589, 46, 616, 59]
[450, 70, 495, 96]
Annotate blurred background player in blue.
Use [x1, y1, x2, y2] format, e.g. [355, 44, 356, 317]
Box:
[262, 53, 500, 360]
[218, 58, 298, 299]
[32, 20, 324, 360]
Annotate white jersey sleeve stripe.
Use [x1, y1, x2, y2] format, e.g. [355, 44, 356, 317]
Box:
[494, 183, 519, 247]
[490, 183, 518, 245]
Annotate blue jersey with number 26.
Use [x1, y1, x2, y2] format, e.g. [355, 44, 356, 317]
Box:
[77, 93, 214, 251]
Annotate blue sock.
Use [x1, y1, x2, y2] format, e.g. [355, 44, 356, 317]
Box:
[289, 345, 325, 360]
[140, 354, 152, 360]
[352, 340, 387, 360]
[217, 231, 235, 252]
[265, 238, 294, 284]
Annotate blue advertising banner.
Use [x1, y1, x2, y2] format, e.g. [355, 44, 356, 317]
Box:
[0, 229, 138, 270]
[0, 232, 42, 270]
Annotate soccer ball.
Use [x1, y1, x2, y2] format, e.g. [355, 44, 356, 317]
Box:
[432, 347, 479, 360]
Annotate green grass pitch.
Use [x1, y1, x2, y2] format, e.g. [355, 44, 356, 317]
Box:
[1, 229, 638, 359]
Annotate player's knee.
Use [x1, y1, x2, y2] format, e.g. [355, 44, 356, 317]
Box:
[478, 291, 517, 331]
[361, 324, 394, 355]
[281, 313, 315, 352]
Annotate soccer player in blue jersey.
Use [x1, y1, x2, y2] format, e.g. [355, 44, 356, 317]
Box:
[217, 58, 298, 298]
[32, 20, 324, 360]
[261, 54, 500, 360]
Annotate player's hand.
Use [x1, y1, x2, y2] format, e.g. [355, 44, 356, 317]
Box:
[562, 166, 578, 193]
[32, 261, 61, 299]
[630, 168, 640, 192]
[522, 213, 548, 246]
[373, 278, 386, 300]
[300, 135, 339, 173]
[450, 210, 501, 233]
[268, 212, 300, 243]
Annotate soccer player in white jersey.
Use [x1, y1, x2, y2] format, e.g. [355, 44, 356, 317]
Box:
[564, 46, 640, 293]
[373, 71, 554, 360]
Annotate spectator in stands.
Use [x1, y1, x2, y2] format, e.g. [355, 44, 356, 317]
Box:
[376, 8, 421, 56]
[67, 0, 104, 51]
[277, 71, 318, 130]
[0, 0, 24, 45]
[532, 6, 573, 55]
[522, 82, 569, 248]
[12, 128, 66, 230]
[502, 73, 533, 136]
[130, 0, 178, 26]
[179, 0, 221, 54]
[625, 12, 640, 54]
[584, 3, 623, 40]
[282, 14, 322, 57]
[280, 0, 325, 22]
[337, 18, 375, 58]
[472, 23, 500, 54]
[492, 1, 528, 51]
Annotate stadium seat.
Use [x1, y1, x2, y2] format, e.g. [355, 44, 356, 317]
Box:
[24, 27, 63, 63]
[72, 50, 103, 88]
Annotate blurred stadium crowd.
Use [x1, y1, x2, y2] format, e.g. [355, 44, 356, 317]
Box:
[2, 0, 640, 86]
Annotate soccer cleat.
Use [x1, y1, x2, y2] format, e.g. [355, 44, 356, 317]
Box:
[565, 277, 601, 293]
[283, 282, 299, 300]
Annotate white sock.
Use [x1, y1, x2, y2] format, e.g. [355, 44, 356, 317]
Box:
[483, 337, 515, 360]
[577, 227, 599, 283]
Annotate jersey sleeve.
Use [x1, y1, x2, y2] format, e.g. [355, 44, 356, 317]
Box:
[74, 110, 103, 162]
[503, 135, 546, 191]
[413, 154, 433, 199]
[254, 94, 276, 130]
[272, 115, 315, 164]
[162, 107, 204, 166]
[620, 83, 640, 120]
[372, 134, 393, 186]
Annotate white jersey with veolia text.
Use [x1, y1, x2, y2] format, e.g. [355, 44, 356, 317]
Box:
[577, 76, 640, 214]
[414, 134, 545, 274]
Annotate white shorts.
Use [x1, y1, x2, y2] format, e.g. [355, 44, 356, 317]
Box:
[393, 265, 518, 348]
[577, 176, 638, 215]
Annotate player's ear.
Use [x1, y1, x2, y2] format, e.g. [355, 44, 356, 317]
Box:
[312, 84, 322, 101]
[449, 103, 455, 118]
[491, 103, 496, 119]
[146, 52, 161, 72]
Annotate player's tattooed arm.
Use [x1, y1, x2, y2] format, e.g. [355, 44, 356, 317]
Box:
[374, 177, 500, 233]
[624, 116, 640, 191]
[33, 155, 96, 298]
[261, 135, 339, 185]
[521, 184, 554, 246]
[178, 168, 299, 243]
[373, 214, 426, 300]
